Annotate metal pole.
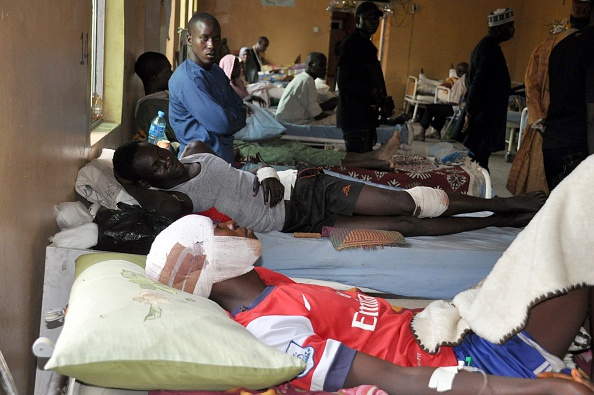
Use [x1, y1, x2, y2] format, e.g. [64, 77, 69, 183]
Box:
[0, 349, 19, 395]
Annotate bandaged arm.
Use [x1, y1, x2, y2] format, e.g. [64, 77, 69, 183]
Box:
[405, 186, 449, 218]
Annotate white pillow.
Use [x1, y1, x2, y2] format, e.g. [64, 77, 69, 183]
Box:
[75, 151, 139, 210]
[45, 258, 304, 391]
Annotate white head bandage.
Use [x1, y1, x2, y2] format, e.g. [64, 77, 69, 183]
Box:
[146, 215, 262, 297]
[405, 187, 449, 218]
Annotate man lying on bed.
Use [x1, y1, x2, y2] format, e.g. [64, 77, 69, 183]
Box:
[112, 139, 545, 236]
[144, 164, 594, 395]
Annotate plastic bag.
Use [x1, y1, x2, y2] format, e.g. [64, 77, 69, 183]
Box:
[94, 202, 173, 255]
[54, 201, 94, 230]
[50, 223, 98, 249]
[427, 142, 469, 165]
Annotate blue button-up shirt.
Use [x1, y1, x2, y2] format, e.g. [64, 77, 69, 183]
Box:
[169, 59, 246, 163]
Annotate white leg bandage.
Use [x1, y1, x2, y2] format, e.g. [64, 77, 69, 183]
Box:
[405, 187, 449, 218]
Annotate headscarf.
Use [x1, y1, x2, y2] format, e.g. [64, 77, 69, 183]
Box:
[239, 47, 250, 59]
[146, 215, 262, 297]
[219, 54, 250, 99]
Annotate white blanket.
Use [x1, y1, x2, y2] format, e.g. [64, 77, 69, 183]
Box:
[412, 155, 594, 353]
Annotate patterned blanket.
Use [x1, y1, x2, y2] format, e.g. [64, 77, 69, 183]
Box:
[150, 383, 387, 395]
[326, 156, 486, 196]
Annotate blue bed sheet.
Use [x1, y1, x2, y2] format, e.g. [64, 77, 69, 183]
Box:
[255, 223, 520, 300]
[280, 122, 403, 144]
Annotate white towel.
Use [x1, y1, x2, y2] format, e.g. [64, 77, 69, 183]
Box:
[412, 155, 594, 353]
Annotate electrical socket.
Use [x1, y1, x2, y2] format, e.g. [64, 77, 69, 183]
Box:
[411, 4, 418, 13]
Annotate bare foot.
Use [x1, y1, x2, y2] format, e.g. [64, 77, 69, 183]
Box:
[375, 130, 401, 161]
[501, 190, 548, 213]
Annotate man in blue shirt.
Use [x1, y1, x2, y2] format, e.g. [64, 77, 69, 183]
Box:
[169, 13, 247, 163]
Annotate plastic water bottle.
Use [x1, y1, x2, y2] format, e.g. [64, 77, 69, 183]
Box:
[147, 111, 166, 145]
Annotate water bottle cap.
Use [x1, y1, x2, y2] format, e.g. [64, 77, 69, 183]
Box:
[158, 111, 165, 117]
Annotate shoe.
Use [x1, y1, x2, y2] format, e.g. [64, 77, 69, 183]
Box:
[412, 133, 425, 142]
[382, 112, 410, 126]
[426, 132, 441, 139]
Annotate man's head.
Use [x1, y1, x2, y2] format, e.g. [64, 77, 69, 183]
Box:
[570, 0, 591, 29]
[187, 13, 222, 70]
[355, 1, 383, 36]
[255, 36, 269, 54]
[455, 62, 469, 78]
[146, 215, 261, 298]
[135, 52, 173, 95]
[487, 8, 515, 42]
[113, 141, 187, 189]
[305, 52, 328, 80]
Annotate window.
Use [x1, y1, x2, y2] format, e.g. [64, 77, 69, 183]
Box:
[91, 0, 105, 124]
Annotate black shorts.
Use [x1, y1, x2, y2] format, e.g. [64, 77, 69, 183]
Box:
[282, 171, 364, 233]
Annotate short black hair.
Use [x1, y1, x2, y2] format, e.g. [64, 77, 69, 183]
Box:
[135, 52, 169, 83]
[113, 140, 142, 182]
[188, 12, 220, 35]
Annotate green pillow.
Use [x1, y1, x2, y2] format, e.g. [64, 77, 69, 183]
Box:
[45, 256, 304, 391]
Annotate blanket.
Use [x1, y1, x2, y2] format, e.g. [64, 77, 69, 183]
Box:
[411, 155, 594, 353]
[326, 156, 485, 197]
[150, 383, 387, 395]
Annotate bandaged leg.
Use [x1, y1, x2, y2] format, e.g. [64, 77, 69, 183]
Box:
[405, 187, 449, 218]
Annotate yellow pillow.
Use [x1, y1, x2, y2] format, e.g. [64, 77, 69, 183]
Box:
[45, 256, 304, 391]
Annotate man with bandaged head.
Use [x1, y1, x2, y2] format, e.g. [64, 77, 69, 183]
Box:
[146, 184, 594, 395]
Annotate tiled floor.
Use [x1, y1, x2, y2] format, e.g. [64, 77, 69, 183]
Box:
[405, 122, 513, 197]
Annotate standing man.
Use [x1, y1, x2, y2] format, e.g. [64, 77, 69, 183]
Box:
[507, 0, 591, 195]
[462, 8, 515, 172]
[275, 52, 338, 125]
[337, 2, 388, 153]
[244, 36, 269, 84]
[168, 13, 247, 163]
[542, 1, 594, 190]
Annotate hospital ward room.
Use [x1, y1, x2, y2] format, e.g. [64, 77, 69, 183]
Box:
[1, 1, 593, 395]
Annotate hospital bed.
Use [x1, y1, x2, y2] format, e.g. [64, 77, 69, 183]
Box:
[35, 214, 519, 394]
[279, 122, 403, 151]
[403, 75, 443, 122]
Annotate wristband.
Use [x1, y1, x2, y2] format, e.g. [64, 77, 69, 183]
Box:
[256, 167, 279, 183]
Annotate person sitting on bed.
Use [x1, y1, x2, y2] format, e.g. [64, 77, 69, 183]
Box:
[136, 48, 402, 172]
[145, 161, 594, 395]
[134, 52, 176, 144]
[218, 54, 267, 107]
[112, 139, 547, 236]
[274, 52, 338, 126]
[168, 12, 246, 163]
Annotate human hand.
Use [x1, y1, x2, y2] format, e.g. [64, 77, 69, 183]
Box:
[252, 167, 284, 207]
[250, 96, 267, 108]
[462, 115, 470, 134]
[538, 369, 594, 393]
